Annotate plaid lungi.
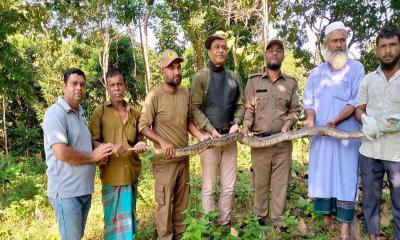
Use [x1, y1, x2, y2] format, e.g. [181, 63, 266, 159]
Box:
[314, 197, 355, 223]
[102, 184, 137, 240]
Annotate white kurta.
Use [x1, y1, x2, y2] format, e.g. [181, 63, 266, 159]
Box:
[304, 59, 364, 201]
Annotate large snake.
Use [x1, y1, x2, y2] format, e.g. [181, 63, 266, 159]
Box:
[129, 127, 364, 159]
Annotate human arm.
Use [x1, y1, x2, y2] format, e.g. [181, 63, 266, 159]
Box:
[326, 105, 355, 128]
[51, 142, 114, 164]
[242, 77, 256, 136]
[188, 121, 211, 142]
[190, 71, 216, 133]
[232, 71, 245, 127]
[282, 80, 302, 132]
[302, 74, 316, 128]
[140, 127, 175, 158]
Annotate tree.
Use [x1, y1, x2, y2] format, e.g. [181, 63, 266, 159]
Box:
[0, 0, 48, 155]
[275, 0, 400, 68]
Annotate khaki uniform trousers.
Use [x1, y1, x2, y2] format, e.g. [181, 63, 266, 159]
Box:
[201, 142, 237, 225]
[251, 140, 292, 226]
[153, 159, 189, 240]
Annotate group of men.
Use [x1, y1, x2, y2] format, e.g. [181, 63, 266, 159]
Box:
[42, 22, 400, 240]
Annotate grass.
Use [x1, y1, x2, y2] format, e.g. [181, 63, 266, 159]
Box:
[0, 139, 395, 239]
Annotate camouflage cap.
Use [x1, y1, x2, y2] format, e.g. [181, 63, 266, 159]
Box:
[205, 31, 227, 49]
[160, 49, 183, 69]
[266, 39, 284, 50]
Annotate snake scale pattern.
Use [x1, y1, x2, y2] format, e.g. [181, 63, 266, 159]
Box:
[147, 126, 364, 158]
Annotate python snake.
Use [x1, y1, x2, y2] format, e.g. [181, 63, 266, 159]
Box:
[131, 127, 364, 159]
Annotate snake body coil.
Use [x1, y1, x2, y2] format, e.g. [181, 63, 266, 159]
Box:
[147, 126, 364, 158]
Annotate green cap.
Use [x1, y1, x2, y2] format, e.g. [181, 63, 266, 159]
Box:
[205, 31, 227, 49]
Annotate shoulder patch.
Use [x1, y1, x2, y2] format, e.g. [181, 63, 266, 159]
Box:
[248, 73, 262, 79]
[282, 73, 297, 82]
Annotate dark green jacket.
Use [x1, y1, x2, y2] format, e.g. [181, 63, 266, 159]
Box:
[190, 67, 245, 132]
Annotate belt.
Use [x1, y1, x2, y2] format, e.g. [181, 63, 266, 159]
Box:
[215, 128, 230, 134]
[254, 132, 272, 137]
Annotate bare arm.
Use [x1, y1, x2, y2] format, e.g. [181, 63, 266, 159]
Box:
[51, 142, 113, 164]
[188, 121, 211, 141]
[355, 104, 367, 123]
[327, 104, 355, 127]
[303, 108, 316, 128]
[140, 127, 175, 158]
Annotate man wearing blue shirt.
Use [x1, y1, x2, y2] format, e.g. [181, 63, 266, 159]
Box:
[42, 68, 113, 240]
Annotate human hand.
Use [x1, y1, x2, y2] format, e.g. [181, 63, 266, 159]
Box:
[211, 129, 221, 138]
[132, 141, 147, 154]
[301, 118, 315, 128]
[326, 119, 337, 128]
[242, 127, 249, 136]
[384, 113, 400, 124]
[281, 120, 292, 133]
[197, 133, 212, 142]
[112, 144, 127, 157]
[96, 157, 108, 166]
[229, 123, 239, 134]
[160, 140, 176, 158]
[361, 114, 381, 141]
[91, 143, 114, 162]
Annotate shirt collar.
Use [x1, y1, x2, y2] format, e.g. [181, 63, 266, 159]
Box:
[261, 70, 285, 82]
[105, 99, 131, 111]
[376, 65, 400, 81]
[57, 96, 84, 116]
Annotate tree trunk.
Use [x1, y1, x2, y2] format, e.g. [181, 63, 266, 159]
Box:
[232, 32, 239, 72]
[262, 0, 269, 51]
[2, 96, 8, 156]
[193, 39, 204, 71]
[127, 25, 137, 80]
[139, 17, 151, 94]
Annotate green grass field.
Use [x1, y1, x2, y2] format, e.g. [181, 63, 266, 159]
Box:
[0, 140, 395, 239]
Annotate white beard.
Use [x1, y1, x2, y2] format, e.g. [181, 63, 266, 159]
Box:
[322, 48, 349, 70]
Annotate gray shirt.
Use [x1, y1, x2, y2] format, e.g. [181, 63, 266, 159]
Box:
[356, 66, 400, 162]
[42, 97, 95, 198]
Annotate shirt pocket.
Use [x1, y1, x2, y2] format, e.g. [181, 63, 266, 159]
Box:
[387, 80, 400, 107]
[276, 92, 290, 110]
[333, 79, 352, 102]
[255, 91, 268, 110]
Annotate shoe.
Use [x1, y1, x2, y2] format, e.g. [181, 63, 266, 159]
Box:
[274, 225, 288, 233]
[258, 217, 266, 226]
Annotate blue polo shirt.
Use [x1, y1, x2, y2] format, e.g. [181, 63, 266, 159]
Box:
[42, 97, 95, 198]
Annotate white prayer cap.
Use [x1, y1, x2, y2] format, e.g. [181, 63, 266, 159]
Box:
[325, 21, 347, 36]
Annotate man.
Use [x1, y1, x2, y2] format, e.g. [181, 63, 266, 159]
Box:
[190, 31, 245, 226]
[139, 49, 208, 240]
[89, 68, 147, 239]
[355, 26, 400, 240]
[42, 68, 114, 240]
[303, 21, 364, 238]
[242, 39, 302, 229]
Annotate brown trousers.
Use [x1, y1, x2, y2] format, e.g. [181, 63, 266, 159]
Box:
[251, 141, 292, 226]
[153, 160, 189, 240]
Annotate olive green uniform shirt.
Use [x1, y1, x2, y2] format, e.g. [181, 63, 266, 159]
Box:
[191, 67, 245, 132]
[243, 72, 302, 135]
[139, 85, 191, 164]
[89, 100, 142, 186]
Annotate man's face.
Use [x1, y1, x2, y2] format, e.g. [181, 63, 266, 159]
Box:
[265, 44, 284, 70]
[63, 73, 86, 104]
[376, 36, 400, 70]
[325, 29, 347, 52]
[208, 39, 227, 67]
[162, 60, 182, 87]
[106, 74, 126, 103]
